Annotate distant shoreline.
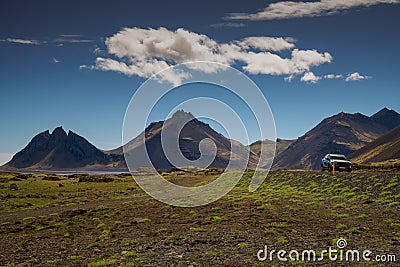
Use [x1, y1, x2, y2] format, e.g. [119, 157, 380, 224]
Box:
[0, 169, 129, 175]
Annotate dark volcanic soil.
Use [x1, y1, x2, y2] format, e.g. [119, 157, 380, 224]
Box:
[0, 171, 399, 266]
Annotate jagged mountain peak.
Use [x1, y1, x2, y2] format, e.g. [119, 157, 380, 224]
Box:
[4, 126, 118, 169]
[372, 107, 392, 117]
[52, 126, 67, 136]
[171, 109, 195, 120]
[371, 107, 400, 129]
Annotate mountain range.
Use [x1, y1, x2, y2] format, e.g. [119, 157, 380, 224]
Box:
[350, 124, 400, 165]
[3, 110, 258, 171]
[273, 108, 400, 169]
[2, 108, 400, 171]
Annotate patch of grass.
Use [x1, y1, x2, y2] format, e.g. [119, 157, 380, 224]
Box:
[237, 242, 249, 248]
[96, 223, 105, 228]
[190, 227, 203, 233]
[189, 210, 197, 216]
[46, 259, 60, 265]
[254, 199, 263, 205]
[100, 228, 113, 240]
[156, 227, 168, 234]
[388, 202, 399, 207]
[211, 207, 221, 211]
[58, 245, 68, 251]
[137, 218, 151, 223]
[333, 203, 346, 209]
[336, 213, 350, 219]
[211, 215, 225, 223]
[277, 237, 288, 243]
[379, 191, 392, 197]
[355, 214, 368, 220]
[336, 224, 347, 230]
[122, 251, 141, 258]
[67, 255, 82, 260]
[22, 216, 36, 221]
[390, 222, 400, 228]
[344, 227, 363, 234]
[384, 182, 398, 190]
[168, 214, 179, 219]
[64, 232, 75, 238]
[266, 222, 288, 228]
[265, 229, 276, 234]
[87, 243, 101, 249]
[121, 238, 138, 246]
[88, 259, 117, 267]
[205, 251, 222, 257]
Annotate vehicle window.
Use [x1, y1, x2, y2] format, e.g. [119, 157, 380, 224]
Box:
[330, 155, 347, 160]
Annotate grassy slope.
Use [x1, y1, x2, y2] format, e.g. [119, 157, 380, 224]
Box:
[0, 171, 399, 266]
[351, 125, 400, 165]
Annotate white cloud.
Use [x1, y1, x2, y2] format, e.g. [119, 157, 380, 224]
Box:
[1, 35, 94, 46]
[324, 74, 343, 79]
[242, 52, 291, 75]
[0, 153, 13, 166]
[2, 38, 42, 45]
[241, 49, 332, 75]
[53, 36, 94, 44]
[345, 72, 371, 81]
[93, 47, 102, 54]
[284, 74, 295, 82]
[86, 27, 333, 85]
[301, 72, 321, 83]
[52, 57, 60, 63]
[227, 0, 400, 20]
[236, 36, 296, 51]
[59, 34, 83, 38]
[210, 22, 247, 28]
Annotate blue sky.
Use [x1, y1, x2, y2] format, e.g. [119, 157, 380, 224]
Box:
[1, 0, 400, 165]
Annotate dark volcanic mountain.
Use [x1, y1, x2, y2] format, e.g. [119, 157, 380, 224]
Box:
[350, 124, 400, 164]
[5, 108, 399, 171]
[4, 111, 260, 171]
[110, 110, 260, 171]
[273, 108, 400, 170]
[5, 127, 121, 170]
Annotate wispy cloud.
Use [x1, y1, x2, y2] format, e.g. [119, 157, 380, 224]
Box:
[93, 47, 102, 54]
[210, 22, 247, 28]
[83, 27, 333, 85]
[324, 74, 343, 79]
[53, 36, 94, 44]
[285, 71, 370, 83]
[1, 38, 42, 45]
[227, 0, 400, 20]
[0, 34, 94, 46]
[52, 57, 60, 63]
[345, 72, 371, 81]
[59, 34, 84, 38]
